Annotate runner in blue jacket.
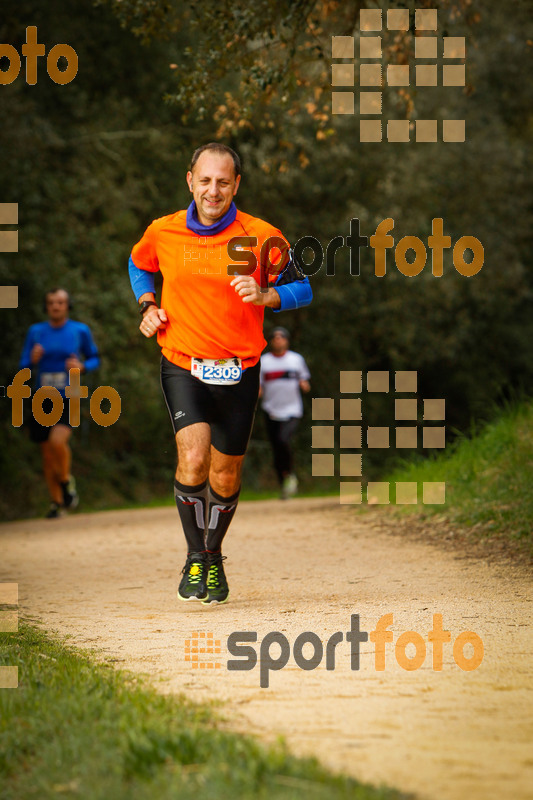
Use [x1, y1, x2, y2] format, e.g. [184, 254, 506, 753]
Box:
[20, 288, 100, 518]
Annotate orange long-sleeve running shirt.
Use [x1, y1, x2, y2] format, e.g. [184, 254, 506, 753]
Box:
[131, 209, 289, 370]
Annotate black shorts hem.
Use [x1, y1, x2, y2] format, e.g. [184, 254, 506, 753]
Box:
[28, 398, 72, 443]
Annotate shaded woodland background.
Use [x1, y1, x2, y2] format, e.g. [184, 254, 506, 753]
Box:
[1, 0, 532, 518]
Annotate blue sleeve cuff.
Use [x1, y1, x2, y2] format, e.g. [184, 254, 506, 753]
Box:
[83, 356, 100, 373]
[80, 326, 100, 373]
[129, 255, 156, 301]
[273, 276, 313, 312]
[19, 350, 32, 369]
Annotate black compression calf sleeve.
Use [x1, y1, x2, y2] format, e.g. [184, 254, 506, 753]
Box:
[206, 485, 240, 553]
[174, 479, 208, 553]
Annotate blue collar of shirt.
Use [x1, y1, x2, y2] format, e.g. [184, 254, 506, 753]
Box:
[186, 201, 237, 236]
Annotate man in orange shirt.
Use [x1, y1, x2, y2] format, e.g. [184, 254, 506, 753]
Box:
[129, 142, 312, 604]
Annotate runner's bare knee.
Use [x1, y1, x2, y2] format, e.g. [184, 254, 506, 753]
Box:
[209, 454, 243, 496]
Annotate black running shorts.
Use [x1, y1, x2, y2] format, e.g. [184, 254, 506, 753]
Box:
[29, 396, 71, 443]
[160, 355, 260, 456]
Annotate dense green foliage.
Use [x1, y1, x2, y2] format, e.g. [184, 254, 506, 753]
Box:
[388, 399, 533, 553]
[0, 624, 406, 799]
[1, 0, 532, 518]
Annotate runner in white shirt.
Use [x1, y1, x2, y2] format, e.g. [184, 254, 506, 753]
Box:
[260, 327, 310, 498]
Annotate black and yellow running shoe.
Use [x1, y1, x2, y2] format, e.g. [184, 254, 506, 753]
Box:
[203, 552, 229, 605]
[60, 476, 79, 510]
[177, 552, 208, 602]
[45, 502, 61, 519]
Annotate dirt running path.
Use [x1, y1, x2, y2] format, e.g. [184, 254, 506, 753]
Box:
[1, 498, 532, 800]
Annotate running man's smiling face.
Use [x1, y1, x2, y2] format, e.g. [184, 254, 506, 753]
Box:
[187, 151, 241, 226]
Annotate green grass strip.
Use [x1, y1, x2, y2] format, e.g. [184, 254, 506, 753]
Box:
[0, 624, 407, 800]
[388, 400, 533, 550]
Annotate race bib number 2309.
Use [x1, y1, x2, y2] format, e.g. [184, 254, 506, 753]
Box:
[191, 357, 242, 385]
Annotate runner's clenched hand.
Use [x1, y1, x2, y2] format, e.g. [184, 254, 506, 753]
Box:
[230, 275, 280, 308]
[140, 307, 168, 338]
